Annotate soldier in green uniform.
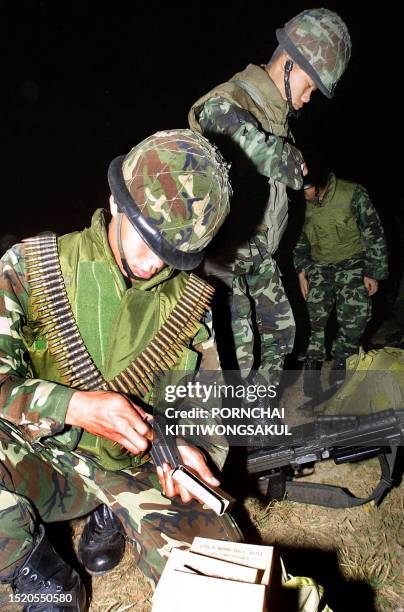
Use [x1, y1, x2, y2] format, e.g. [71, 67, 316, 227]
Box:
[0, 130, 242, 610]
[188, 8, 351, 378]
[294, 172, 389, 395]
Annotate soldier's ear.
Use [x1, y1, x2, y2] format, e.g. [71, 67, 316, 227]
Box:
[109, 195, 118, 217]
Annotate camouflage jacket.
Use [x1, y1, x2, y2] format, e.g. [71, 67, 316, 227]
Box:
[194, 96, 303, 191]
[188, 65, 304, 257]
[0, 212, 223, 461]
[294, 179, 389, 280]
[188, 64, 304, 191]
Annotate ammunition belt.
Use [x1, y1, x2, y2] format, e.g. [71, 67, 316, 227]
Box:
[25, 234, 214, 396]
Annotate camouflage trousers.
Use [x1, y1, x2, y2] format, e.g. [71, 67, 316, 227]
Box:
[306, 258, 371, 360]
[0, 425, 241, 585]
[230, 233, 295, 376]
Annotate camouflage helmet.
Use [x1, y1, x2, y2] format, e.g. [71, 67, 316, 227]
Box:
[276, 8, 351, 98]
[108, 129, 231, 270]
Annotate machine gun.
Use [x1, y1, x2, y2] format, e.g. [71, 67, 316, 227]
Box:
[246, 409, 404, 508]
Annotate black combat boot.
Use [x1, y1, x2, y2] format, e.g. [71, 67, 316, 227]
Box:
[330, 357, 346, 385]
[11, 525, 86, 611]
[77, 504, 125, 576]
[303, 357, 323, 397]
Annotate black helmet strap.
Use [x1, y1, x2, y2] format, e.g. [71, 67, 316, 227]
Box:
[284, 59, 300, 118]
[116, 212, 136, 279]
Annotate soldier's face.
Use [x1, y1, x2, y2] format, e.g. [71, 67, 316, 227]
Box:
[108, 200, 166, 280]
[288, 64, 317, 110]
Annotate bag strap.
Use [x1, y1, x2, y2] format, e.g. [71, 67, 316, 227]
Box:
[285, 447, 397, 508]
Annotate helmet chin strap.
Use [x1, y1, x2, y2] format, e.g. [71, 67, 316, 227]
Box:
[116, 213, 136, 279]
[284, 59, 301, 118]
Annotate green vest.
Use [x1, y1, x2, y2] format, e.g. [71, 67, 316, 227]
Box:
[303, 174, 365, 264]
[189, 64, 290, 254]
[188, 64, 290, 138]
[23, 209, 208, 469]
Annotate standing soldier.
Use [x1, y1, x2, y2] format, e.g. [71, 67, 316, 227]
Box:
[295, 172, 389, 395]
[189, 8, 351, 378]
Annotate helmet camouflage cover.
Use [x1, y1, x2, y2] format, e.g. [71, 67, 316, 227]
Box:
[108, 129, 231, 270]
[276, 8, 351, 98]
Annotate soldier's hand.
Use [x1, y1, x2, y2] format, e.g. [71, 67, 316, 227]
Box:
[298, 271, 310, 300]
[66, 390, 153, 455]
[156, 443, 220, 504]
[294, 146, 308, 177]
[364, 276, 378, 296]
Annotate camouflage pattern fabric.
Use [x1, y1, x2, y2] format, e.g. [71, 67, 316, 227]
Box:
[228, 232, 295, 376]
[276, 8, 351, 98]
[0, 427, 332, 611]
[0, 245, 74, 445]
[351, 186, 389, 280]
[115, 129, 231, 254]
[194, 77, 298, 375]
[198, 97, 303, 190]
[0, 424, 240, 584]
[294, 180, 388, 281]
[305, 257, 371, 361]
[0, 238, 242, 583]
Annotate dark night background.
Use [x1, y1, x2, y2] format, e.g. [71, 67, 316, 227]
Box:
[1, 5, 404, 604]
[1, 1, 403, 301]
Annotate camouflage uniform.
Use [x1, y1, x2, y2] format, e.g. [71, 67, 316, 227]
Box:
[0, 131, 241, 586]
[0, 224, 241, 586]
[189, 68, 303, 377]
[228, 230, 297, 375]
[294, 174, 388, 361]
[188, 9, 351, 378]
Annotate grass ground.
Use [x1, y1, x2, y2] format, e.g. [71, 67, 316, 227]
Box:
[246, 459, 404, 612]
[85, 456, 404, 612]
[1, 322, 403, 611]
[78, 457, 404, 611]
[2, 457, 401, 611]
